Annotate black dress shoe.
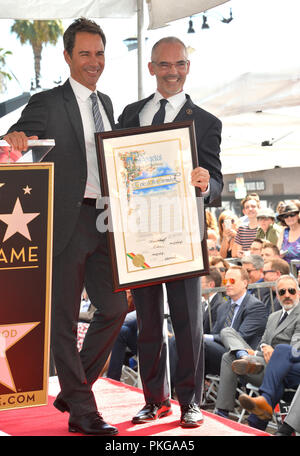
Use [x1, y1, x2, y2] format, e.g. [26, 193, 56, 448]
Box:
[53, 396, 69, 413]
[132, 399, 172, 424]
[180, 404, 204, 428]
[68, 411, 118, 435]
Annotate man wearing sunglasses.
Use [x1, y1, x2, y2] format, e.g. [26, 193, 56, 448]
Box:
[203, 266, 268, 377]
[214, 275, 300, 427]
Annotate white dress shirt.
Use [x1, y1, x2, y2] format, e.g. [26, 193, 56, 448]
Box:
[69, 77, 111, 199]
[139, 90, 210, 196]
[139, 91, 187, 126]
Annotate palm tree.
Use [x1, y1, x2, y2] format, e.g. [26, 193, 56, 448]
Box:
[11, 20, 64, 89]
[0, 48, 12, 93]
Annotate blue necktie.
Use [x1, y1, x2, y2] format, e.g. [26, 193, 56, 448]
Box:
[90, 92, 104, 132]
[152, 99, 168, 125]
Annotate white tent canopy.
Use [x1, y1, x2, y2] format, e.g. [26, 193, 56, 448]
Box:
[220, 108, 300, 174]
[0, 0, 229, 27]
[198, 69, 300, 118]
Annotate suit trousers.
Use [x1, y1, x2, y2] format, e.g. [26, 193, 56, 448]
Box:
[132, 277, 204, 406]
[216, 328, 265, 411]
[106, 310, 138, 381]
[51, 203, 128, 416]
[259, 344, 300, 408]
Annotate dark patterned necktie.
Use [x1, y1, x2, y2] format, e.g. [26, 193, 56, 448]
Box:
[223, 302, 237, 328]
[277, 311, 288, 327]
[152, 99, 168, 125]
[90, 92, 104, 132]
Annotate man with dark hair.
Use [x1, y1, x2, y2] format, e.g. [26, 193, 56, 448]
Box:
[261, 241, 281, 262]
[3, 18, 128, 435]
[63, 17, 107, 55]
[250, 238, 264, 256]
[201, 268, 224, 333]
[118, 36, 223, 428]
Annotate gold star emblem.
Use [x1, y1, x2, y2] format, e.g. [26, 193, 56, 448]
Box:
[23, 185, 32, 195]
[0, 198, 40, 242]
[0, 322, 40, 391]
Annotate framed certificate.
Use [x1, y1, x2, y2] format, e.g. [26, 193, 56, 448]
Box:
[95, 120, 208, 291]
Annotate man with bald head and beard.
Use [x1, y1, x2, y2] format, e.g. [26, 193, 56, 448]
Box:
[238, 275, 300, 430]
[215, 274, 300, 427]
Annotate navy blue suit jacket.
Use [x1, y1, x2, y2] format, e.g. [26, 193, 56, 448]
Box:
[212, 293, 268, 349]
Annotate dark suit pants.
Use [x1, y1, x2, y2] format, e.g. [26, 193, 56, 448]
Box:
[51, 204, 128, 416]
[107, 310, 137, 381]
[260, 344, 300, 409]
[204, 338, 226, 376]
[132, 277, 204, 406]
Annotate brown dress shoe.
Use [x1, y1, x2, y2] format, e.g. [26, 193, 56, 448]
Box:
[238, 393, 273, 420]
[232, 357, 264, 375]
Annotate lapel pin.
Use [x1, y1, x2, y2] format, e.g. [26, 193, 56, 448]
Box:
[186, 109, 193, 115]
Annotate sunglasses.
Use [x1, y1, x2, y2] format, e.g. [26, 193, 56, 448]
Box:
[263, 270, 275, 275]
[218, 267, 226, 272]
[280, 212, 299, 219]
[278, 288, 297, 296]
[223, 278, 235, 285]
[222, 219, 235, 224]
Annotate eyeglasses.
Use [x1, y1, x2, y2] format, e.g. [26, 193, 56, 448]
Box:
[280, 212, 299, 219]
[263, 270, 275, 275]
[221, 219, 235, 224]
[151, 60, 189, 71]
[257, 216, 272, 221]
[223, 278, 235, 285]
[278, 288, 297, 296]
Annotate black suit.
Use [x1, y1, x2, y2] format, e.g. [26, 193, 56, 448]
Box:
[118, 93, 223, 206]
[204, 293, 268, 375]
[203, 293, 225, 334]
[8, 80, 128, 416]
[118, 93, 223, 406]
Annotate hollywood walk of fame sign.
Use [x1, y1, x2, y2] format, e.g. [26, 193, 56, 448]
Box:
[0, 163, 53, 410]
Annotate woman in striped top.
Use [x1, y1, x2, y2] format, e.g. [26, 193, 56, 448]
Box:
[232, 196, 260, 257]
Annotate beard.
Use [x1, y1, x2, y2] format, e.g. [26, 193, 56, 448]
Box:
[280, 297, 299, 311]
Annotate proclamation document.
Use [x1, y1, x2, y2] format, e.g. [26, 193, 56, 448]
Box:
[96, 122, 208, 291]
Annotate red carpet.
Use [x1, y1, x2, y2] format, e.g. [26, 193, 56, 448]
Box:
[0, 377, 270, 437]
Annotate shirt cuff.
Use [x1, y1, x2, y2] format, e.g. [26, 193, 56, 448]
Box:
[201, 182, 210, 197]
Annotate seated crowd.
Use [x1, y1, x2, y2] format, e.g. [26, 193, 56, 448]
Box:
[78, 195, 300, 435]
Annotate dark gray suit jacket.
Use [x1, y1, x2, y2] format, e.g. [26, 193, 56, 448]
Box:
[203, 292, 225, 334]
[117, 93, 223, 206]
[7, 79, 115, 256]
[212, 293, 268, 349]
